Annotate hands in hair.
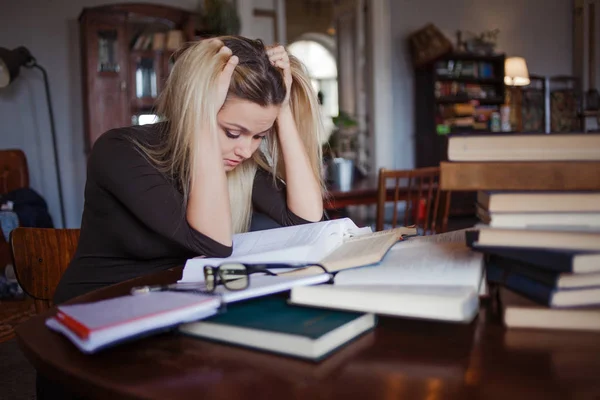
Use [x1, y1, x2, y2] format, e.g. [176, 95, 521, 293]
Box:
[213, 41, 239, 110]
[266, 45, 292, 107]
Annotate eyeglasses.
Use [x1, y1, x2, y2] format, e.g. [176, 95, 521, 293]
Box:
[203, 262, 332, 293]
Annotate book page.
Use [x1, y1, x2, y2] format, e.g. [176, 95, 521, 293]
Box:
[180, 219, 359, 282]
[334, 242, 484, 290]
[321, 231, 400, 272]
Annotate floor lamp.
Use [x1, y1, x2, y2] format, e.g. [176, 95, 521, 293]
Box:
[0, 46, 66, 228]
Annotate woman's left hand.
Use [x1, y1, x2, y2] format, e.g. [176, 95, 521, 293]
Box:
[267, 45, 292, 107]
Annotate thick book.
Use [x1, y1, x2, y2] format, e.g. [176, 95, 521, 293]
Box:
[440, 161, 600, 191]
[499, 287, 600, 332]
[45, 292, 221, 353]
[476, 204, 600, 231]
[468, 227, 600, 252]
[477, 191, 600, 213]
[180, 218, 415, 283]
[289, 237, 484, 323]
[468, 239, 600, 274]
[447, 134, 600, 162]
[178, 296, 376, 361]
[487, 258, 600, 307]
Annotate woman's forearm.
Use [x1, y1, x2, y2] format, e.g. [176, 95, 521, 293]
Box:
[186, 128, 233, 246]
[277, 106, 323, 221]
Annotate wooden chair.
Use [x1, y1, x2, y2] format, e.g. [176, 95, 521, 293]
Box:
[10, 228, 80, 313]
[375, 167, 451, 234]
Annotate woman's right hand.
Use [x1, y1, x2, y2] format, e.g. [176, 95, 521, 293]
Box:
[215, 44, 239, 110]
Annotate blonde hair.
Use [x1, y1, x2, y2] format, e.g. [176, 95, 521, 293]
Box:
[135, 36, 325, 234]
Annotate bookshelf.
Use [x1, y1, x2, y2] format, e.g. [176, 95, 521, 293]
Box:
[414, 53, 506, 215]
[79, 4, 202, 153]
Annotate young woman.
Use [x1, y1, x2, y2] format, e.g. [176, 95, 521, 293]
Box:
[53, 36, 326, 304]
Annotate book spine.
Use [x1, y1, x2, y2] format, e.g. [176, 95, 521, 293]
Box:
[56, 312, 91, 340]
[440, 161, 600, 191]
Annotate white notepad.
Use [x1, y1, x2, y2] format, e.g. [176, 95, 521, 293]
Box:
[46, 291, 221, 353]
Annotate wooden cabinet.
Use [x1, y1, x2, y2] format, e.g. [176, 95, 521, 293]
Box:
[414, 53, 506, 216]
[79, 4, 198, 153]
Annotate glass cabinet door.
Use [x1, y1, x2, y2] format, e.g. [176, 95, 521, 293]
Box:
[97, 30, 120, 73]
[134, 56, 157, 98]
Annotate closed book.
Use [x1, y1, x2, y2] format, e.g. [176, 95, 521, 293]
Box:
[45, 292, 221, 353]
[487, 258, 600, 307]
[490, 254, 600, 289]
[467, 232, 600, 273]
[289, 284, 480, 323]
[477, 191, 600, 213]
[447, 134, 600, 162]
[468, 227, 600, 252]
[178, 296, 376, 361]
[440, 161, 600, 191]
[476, 205, 600, 231]
[500, 287, 600, 331]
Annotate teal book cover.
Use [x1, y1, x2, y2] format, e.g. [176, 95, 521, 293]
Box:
[205, 296, 369, 339]
[180, 295, 377, 361]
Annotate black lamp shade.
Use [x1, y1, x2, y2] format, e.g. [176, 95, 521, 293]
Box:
[0, 47, 34, 88]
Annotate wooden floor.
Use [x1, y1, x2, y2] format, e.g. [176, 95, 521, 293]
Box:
[0, 297, 36, 344]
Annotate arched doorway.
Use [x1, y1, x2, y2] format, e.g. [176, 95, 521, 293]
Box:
[288, 34, 338, 142]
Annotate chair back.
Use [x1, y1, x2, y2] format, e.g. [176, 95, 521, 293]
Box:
[10, 227, 80, 313]
[376, 167, 451, 234]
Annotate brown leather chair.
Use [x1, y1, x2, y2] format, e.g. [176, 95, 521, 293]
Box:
[10, 228, 80, 313]
[375, 166, 451, 234]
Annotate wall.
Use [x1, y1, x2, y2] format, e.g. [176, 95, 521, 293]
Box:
[390, 0, 573, 169]
[0, 0, 197, 228]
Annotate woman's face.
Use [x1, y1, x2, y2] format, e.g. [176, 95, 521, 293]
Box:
[217, 97, 280, 171]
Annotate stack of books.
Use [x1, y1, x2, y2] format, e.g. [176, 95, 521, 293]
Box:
[441, 133, 600, 331]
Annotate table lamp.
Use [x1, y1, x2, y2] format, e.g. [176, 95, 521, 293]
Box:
[0, 46, 66, 228]
[504, 56, 530, 132]
[504, 56, 530, 86]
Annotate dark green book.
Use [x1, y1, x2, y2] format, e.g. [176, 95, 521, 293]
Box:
[178, 296, 376, 361]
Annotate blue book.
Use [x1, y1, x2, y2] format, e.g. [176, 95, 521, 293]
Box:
[487, 257, 600, 308]
[178, 296, 376, 361]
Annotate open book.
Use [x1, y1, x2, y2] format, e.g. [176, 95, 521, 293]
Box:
[289, 231, 485, 323]
[180, 218, 415, 283]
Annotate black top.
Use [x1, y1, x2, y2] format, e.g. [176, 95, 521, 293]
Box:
[54, 123, 312, 303]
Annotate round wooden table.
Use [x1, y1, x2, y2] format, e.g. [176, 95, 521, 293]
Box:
[16, 267, 600, 399]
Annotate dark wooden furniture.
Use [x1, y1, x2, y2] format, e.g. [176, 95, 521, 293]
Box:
[79, 3, 198, 153]
[414, 53, 506, 168]
[376, 167, 449, 234]
[414, 53, 506, 217]
[0, 149, 29, 274]
[549, 75, 582, 133]
[10, 228, 80, 313]
[518, 74, 546, 133]
[325, 175, 381, 210]
[0, 149, 29, 194]
[16, 267, 600, 399]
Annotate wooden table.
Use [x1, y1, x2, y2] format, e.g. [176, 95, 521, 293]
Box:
[16, 267, 600, 400]
[325, 175, 382, 210]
